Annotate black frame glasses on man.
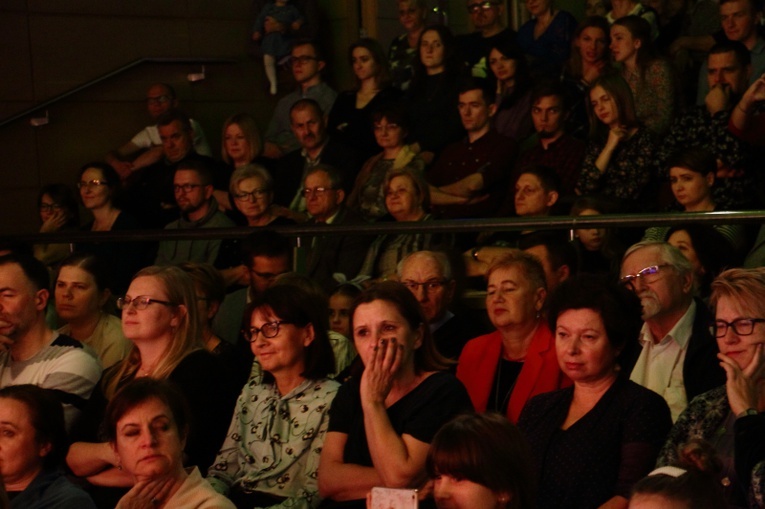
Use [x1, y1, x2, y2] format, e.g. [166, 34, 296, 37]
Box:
[711, 318, 765, 338]
[117, 296, 177, 310]
[242, 321, 292, 342]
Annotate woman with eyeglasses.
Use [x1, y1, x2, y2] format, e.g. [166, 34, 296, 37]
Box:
[656, 267, 765, 508]
[348, 104, 426, 223]
[33, 183, 80, 269]
[74, 162, 146, 294]
[207, 283, 339, 508]
[327, 38, 402, 162]
[214, 164, 295, 287]
[457, 250, 570, 424]
[67, 266, 238, 499]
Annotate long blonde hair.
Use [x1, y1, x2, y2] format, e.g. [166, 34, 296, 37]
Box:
[103, 265, 203, 399]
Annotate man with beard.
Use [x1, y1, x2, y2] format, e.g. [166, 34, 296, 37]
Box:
[0, 253, 102, 431]
[515, 82, 586, 197]
[619, 241, 725, 421]
[155, 160, 234, 265]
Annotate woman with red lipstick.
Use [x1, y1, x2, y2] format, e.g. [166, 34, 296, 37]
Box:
[576, 73, 660, 210]
[611, 16, 675, 135]
[519, 275, 672, 509]
[106, 379, 235, 509]
[457, 250, 569, 423]
[67, 266, 238, 498]
[657, 267, 765, 508]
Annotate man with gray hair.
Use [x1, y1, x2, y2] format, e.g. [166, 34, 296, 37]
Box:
[620, 241, 724, 420]
[398, 251, 476, 360]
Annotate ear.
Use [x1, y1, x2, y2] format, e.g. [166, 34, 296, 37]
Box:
[317, 60, 326, 73]
[534, 287, 547, 312]
[203, 184, 214, 200]
[681, 270, 694, 294]
[488, 102, 498, 118]
[335, 188, 346, 205]
[705, 171, 715, 187]
[556, 264, 571, 284]
[37, 440, 52, 460]
[545, 190, 559, 207]
[207, 300, 221, 321]
[302, 322, 316, 347]
[34, 288, 49, 312]
[413, 323, 425, 350]
[171, 304, 187, 329]
[634, 38, 642, 51]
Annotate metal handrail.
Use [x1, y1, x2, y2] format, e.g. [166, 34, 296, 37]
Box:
[0, 57, 238, 129]
[7, 210, 765, 245]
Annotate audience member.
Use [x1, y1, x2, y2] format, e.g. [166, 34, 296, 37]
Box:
[105, 83, 210, 177]
[347, 104, 425, 222]
[512, 165, 562, 218]
[660, 41, 756, 210]
[695, 0, 765, 105]
[619, 241, 726, 420]
[359, 169, 452, 281]
[221, 113, 265, 172]
[457, 0, 518, 78]
[570, 196, 626, 277]
[75, 162, 146, 295]
[486, 41, 535, 141]
[612, 16, 676, 135]
[105, 379, 235, 509]
[519, 275, 671, 509]
[576, 73, 660, 210]
[212, 230, 292, 344]
[318, 281, 471, 509]
[303, 166, 372, 293]
[629, 467, 728, 509]
[516, 82, 586, 197]
[208, 284, 339, 507]
[458, 251, 569, 423]
[389, 0, 428, 91]
[263, 40, 338, 158]
[0, 385, 97, 508]
[273, 99, 360, 213]
[327, 38, 402, 162]
[427, 413, 536, 509]
[519, 231, 578, 292]
[730, 71, 765, 146]
[562, 16, 613, 138]
[55, 253, 131, 369]
[656, 267, 765, 508]
[428, 77, 518, 220]
[406, 25, 467, 160]
[398, 251, 475, 361]
[251, 0, 304, 96]
[33, 184, 79, 273]
[68, 265, 239, 488]
[155, 161, 235, 266]
[328, 283, 361, 340]
[606, 0, 660, 40]
[0, 253, 102, 431]
[516, 0, 578, 78]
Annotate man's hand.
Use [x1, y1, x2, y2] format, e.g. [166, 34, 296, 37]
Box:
[706, 84, 731, 115]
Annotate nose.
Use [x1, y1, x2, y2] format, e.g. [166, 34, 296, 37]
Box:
[434, 477, 453, 501]
[413, 285, 429, 302]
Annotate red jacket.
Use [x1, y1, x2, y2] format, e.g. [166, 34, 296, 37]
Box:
[456, 323, 571, 423]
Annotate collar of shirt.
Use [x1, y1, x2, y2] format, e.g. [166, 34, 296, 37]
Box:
[639, 299, 696, 349]
[429, 310, 454, 333]
[301, 140, 328, 166]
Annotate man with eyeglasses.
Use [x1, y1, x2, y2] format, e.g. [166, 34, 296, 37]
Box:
[620, 241, 725, 420]
[457, 0, 518, 77]
[0, 252, 102, 431]
[303, 166, 371, 293]
[273, 99, 360, 213]
[263, 40, 338, 159]
[213, 231, 292, 345]
[155, 161, 234, 266]
[398, 251, 479, 361]
[105, 83, 210, 177]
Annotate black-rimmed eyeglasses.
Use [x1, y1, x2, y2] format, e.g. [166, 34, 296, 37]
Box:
[711, 318, 765, 338]
[242, 321, 292, 342]
[117, 296, 177, 310]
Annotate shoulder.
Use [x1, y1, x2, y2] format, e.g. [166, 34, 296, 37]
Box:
[461, 331, 501, 353]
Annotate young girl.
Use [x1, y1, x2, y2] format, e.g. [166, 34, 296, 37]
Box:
[252, 0, 304, 95]
[328, 283, 362, 339]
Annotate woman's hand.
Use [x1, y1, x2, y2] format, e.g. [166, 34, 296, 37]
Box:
[719, 343, 765, 417]
[360, 338, 403, 407]
[605, 126, 628, 150]
[118, 477, 175, 509]
[40, 210, 67, 233]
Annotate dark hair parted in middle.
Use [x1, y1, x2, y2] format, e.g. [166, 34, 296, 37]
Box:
[248, 283, 336, 380]
[427, 412, 536, 509]
[350, 281, 451, 372]
[547, 274, 642, 357]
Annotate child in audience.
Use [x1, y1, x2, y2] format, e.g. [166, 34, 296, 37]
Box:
[252, 0, 304, 95]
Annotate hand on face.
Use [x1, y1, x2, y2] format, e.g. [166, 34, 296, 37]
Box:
[360, 337, 404, 407]
[40, 209, 68, 233]
[706, 83, 731, 115]
[719, 343, 765, 416]
[118, 476, 176, 509]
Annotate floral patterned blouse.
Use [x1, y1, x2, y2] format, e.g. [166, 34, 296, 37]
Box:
[621, 58, 675, 136]
[389, 34, 417, 91]
[576, 127, 659, 206]
[657, 386, 765, 508]
[208, 377, 340, 509]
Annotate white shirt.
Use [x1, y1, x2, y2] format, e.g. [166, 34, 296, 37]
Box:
[630, 300, 696, 422]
